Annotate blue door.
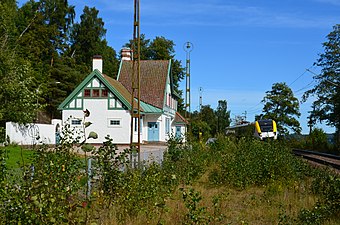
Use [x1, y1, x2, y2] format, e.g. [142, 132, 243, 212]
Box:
[175, 126, 182, 138]
[148, 122, 159, 141]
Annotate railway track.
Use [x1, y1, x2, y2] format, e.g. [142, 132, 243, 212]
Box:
[292, 149, 340, 171]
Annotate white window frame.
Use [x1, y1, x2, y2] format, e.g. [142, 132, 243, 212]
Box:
[134, 117, 143, 133]
[108, 118, 122, 128]
[165, 118, 170, 134]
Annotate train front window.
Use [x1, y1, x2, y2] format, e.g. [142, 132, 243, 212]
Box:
[258, 120, 273, 132]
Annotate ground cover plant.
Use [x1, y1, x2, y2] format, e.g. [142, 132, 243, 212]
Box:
[0, 134, 339, 224]
[3, 145, 34, 169]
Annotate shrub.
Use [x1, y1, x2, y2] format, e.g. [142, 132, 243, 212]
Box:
[296, 169, 340, 223]
[163, 139, 208, 186]
[0, 121, 87, 224]
[90, 136, 129, 207]
[181, 188, 209, 224]
[209, 137, 308, 189]
[306, 128, 330, 151]
[114, 162, 169, 222]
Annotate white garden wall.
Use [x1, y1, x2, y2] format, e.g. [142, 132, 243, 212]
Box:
[6, 119, 62, 145]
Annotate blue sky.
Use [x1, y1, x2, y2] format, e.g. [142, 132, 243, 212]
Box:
[19, 0, 340, 133]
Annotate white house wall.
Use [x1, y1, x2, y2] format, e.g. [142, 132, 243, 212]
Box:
[161, 114, 168, 142]
[63, 98, 131, 144]
[141, 114, 179, 142]
[172, 125, 186, 142]
[142, 114, 161, 142]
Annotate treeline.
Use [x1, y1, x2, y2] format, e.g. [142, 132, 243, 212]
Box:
[190, 100, 231, 140]
[0, 0, 184, 129]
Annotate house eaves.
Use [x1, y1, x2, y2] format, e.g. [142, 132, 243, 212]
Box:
[140, 101, 162, 114]
[58, 69, 132, 110]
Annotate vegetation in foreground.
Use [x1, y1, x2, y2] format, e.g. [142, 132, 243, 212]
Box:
[0, 135, 339, 224]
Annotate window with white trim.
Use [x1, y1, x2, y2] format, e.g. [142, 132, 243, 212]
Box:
[134, 117, 143, 133]
[165, 118, 170, 134]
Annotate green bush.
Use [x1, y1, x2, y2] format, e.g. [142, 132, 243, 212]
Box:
[91, 136, 129, 207]
[306, 128, 330, 151]
[0, 145, 85, 224]
[0, 121, 87, 224]
[163, 139, 208, 186]
[297, 169, 340, 223]
[115, 162, 169, 222]
[209, 137, 308, 189]
[1, 130, 338, 224]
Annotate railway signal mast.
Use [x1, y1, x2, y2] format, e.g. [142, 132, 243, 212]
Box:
[184, 42, 193, 118]
[130, 0, 141, 164]
[199, 87, 203, 112]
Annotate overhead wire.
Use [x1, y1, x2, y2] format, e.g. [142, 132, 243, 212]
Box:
[288, 65, 315, 87]
[243, 65, 316, 118]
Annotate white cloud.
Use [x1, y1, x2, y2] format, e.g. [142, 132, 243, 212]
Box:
[71, 0, 339, 29]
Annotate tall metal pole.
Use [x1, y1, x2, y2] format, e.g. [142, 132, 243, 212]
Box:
[130, 0, 141, 165]
[184, 42, 193, 118]
[199, 87, 203, 112]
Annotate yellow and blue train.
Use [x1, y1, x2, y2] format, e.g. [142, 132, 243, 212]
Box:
[226, 119, 277, 140]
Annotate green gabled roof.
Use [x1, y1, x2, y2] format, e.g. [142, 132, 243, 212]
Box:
[58, 69, 132, 110]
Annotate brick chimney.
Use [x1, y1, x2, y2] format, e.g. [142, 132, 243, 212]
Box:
[92, 55, 103, 73]
[121, 47, 132, 61]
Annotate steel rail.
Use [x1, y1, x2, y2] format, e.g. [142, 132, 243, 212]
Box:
[292, 149, 340, 170]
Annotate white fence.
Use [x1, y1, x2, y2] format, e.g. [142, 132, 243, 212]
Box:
[6, 119, 62, 146]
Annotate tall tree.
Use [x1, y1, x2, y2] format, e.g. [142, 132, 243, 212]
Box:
[46, 56, 85, 119]
[215, 100, 231, 134]
[191, 105, 216, 139]
[0, 0, 37, 125]
[0, 0, 18, 42]
[69, 6, 119, 77]
[303, 24, 340, 141]
[16, 0, 75, 66]
[262, 82, 301, 135]
[39, 0, 75, 53]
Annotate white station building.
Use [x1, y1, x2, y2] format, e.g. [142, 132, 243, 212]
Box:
[58, 52, 187, 145]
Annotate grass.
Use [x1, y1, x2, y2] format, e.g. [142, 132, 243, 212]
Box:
[107, 174, 337, 225]
[1, 145, 35, 169]
[94, 160, 340, 225]
[1, 139, 339, 224]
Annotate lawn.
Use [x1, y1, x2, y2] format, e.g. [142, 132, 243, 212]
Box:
[1, 145, 35, 169]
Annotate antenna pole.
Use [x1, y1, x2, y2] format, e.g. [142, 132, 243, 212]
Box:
[199, 87, 203, 112]
[184, 42, 193, 118]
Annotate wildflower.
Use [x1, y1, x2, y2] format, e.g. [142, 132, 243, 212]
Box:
[82, 201, 88, 208]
